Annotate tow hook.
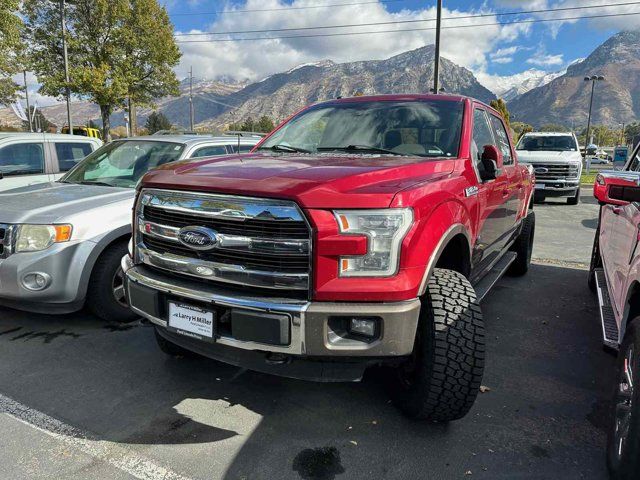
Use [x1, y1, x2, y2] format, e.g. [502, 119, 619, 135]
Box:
[265, 352, 290, 365]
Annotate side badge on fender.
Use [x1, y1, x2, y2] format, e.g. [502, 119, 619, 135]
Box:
[465, 186, 479, 197]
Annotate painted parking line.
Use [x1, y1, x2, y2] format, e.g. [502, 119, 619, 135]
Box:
[0, 393, 195, 480]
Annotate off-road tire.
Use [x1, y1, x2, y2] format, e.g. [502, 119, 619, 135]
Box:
[567, 187, 581, 205]
[588, 217, 602, 294]
[607, 320, 640, 480]
[391, 268, 485, 422]
[154, 327, 196, 357]
[87, 241, 137, 323]
[507, 211, 535, 276]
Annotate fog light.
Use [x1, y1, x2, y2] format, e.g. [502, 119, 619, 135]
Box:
[22, 272, 51, 291]
[349, 317, 377, 337]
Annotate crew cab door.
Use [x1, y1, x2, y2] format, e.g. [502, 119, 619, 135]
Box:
[489, 113, 521, 238]
[605, 202, 640, 316]
[470, 107, 509, 270]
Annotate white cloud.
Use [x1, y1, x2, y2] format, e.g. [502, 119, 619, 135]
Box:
[10, 71, 61, 108]
[526, 53, 563, 67]
[492, 57, 513, 64]
[173, 0, 531, 82]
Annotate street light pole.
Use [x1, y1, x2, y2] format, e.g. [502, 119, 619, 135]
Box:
[189, 66, 194, 131]
[60, 0, 73, 134]
[23, 70, 32, 132]
[433, 0, 442, 94]
[584, 75, 604, 151]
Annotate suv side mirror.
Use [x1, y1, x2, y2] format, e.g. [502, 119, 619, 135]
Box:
[594, 172, 640, 205]
[480, 144, 503, 181]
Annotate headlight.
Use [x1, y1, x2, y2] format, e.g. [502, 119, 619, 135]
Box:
[15, 224, 73, 252]
[334, 208, 413, 277]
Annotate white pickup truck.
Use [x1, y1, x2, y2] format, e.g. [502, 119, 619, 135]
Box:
[516, 131, 583, 205]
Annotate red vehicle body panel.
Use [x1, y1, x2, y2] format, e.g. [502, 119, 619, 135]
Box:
[139, 94, 534, 302]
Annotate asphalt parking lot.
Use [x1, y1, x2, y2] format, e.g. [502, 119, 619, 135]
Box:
[0, 188, 617, 480]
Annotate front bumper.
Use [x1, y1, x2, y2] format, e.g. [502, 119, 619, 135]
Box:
[0, 241, 94, 313]
[123, 258, 421, 380]
[534, 180, 580, 198]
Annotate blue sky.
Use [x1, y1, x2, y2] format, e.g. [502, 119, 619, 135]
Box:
[160, 0, 633, 91]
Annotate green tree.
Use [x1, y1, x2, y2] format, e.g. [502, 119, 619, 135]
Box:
[539, 123, 569, 132]
[145, 111, 171, 134]
[511, 121, 533, 141]
[228, 115, 275, 133]
[24, 0, 181, 140]
[624, 122, 640, 145]
[0, 1, 23, 105]
[256, 116, 275, 133]
[490, 98, 510, 128]
[577, 125, 620, 146]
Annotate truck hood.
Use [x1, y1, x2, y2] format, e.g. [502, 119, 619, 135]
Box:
[0, 182, 135, 224]
[141, 153, 456, 208]
[516, 150, 582, 164]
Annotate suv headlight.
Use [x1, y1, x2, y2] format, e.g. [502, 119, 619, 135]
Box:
[15, 224, 73, 252]
[334, 208, 413, 277]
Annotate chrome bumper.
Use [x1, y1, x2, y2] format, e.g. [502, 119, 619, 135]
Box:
[123, 256, 421, 357]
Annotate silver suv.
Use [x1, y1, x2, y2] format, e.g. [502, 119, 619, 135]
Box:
[0, 135, 259, 321]
[0, 133, 102, 191]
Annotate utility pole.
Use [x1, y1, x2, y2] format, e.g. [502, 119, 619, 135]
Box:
[584, 75, 604, 150]
[189, 66, 195, 131]
[620, 122, 626, 146]
[60, 0, 73, 134]
[432, 0, 443, 94]
[23, 70, 32, 132]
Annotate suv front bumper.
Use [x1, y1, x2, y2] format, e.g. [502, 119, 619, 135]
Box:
[123, 258, 421, 381]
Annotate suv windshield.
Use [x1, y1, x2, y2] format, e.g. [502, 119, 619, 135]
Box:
[61, 140, 185, 188]
[258, 100, 464, 158]
[517, 135, 577, 152]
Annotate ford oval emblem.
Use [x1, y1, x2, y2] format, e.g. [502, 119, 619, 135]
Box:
[177, 226, 218, 251]
[535, 167, 549, 174]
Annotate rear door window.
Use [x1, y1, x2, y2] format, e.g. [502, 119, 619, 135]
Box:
[190, 145, 229, 158]
[55, 142, 94, 171]
[229, 144, 255, 153]
[0, 143, 45, 176]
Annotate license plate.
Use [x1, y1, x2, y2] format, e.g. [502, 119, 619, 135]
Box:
[168, 302, 214, 339]
[535, 183, 545, 190]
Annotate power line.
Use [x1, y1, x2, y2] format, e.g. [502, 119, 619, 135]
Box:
[174, 1, 640, 37]
[169, 0, 405, 16]
[175, 10, 640, 43]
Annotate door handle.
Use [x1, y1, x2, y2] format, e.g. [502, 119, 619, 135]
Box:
[613, 206, 623, 215]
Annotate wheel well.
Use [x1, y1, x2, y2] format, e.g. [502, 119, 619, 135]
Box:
[434, 234, 471, 278]
[625, 282, 640, 335]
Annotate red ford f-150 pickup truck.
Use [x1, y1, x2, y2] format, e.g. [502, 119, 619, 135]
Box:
[590, 143, 640, 479]
[122, 94, 535, 422]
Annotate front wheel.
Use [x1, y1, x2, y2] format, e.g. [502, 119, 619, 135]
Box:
[567, 187, 581, 205]
[389, 268, 485, 422]
[87, 241, 137, 323]
[508, 211, 535, 276]
[607, 320, 640, 479]
[588, 217, 602, 293]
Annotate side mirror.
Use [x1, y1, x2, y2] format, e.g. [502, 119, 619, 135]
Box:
[594, 171, 640, 205]
[480, 144, 503, 181]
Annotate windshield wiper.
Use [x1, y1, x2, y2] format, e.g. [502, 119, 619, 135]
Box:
[317, 145, 403, 155]
[76, 180, 114, 187]
[259, 144, 310, 153]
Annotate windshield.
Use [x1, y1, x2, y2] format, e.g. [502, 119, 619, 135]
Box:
[61, 140, 185, 188]
[516, 135, 577, 152]
[259, 100, 464, 158]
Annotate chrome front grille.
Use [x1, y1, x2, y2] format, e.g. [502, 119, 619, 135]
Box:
[0, 224, 14, 259]
[135, 189, 312, 291]
[532, 163, 580, 181]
